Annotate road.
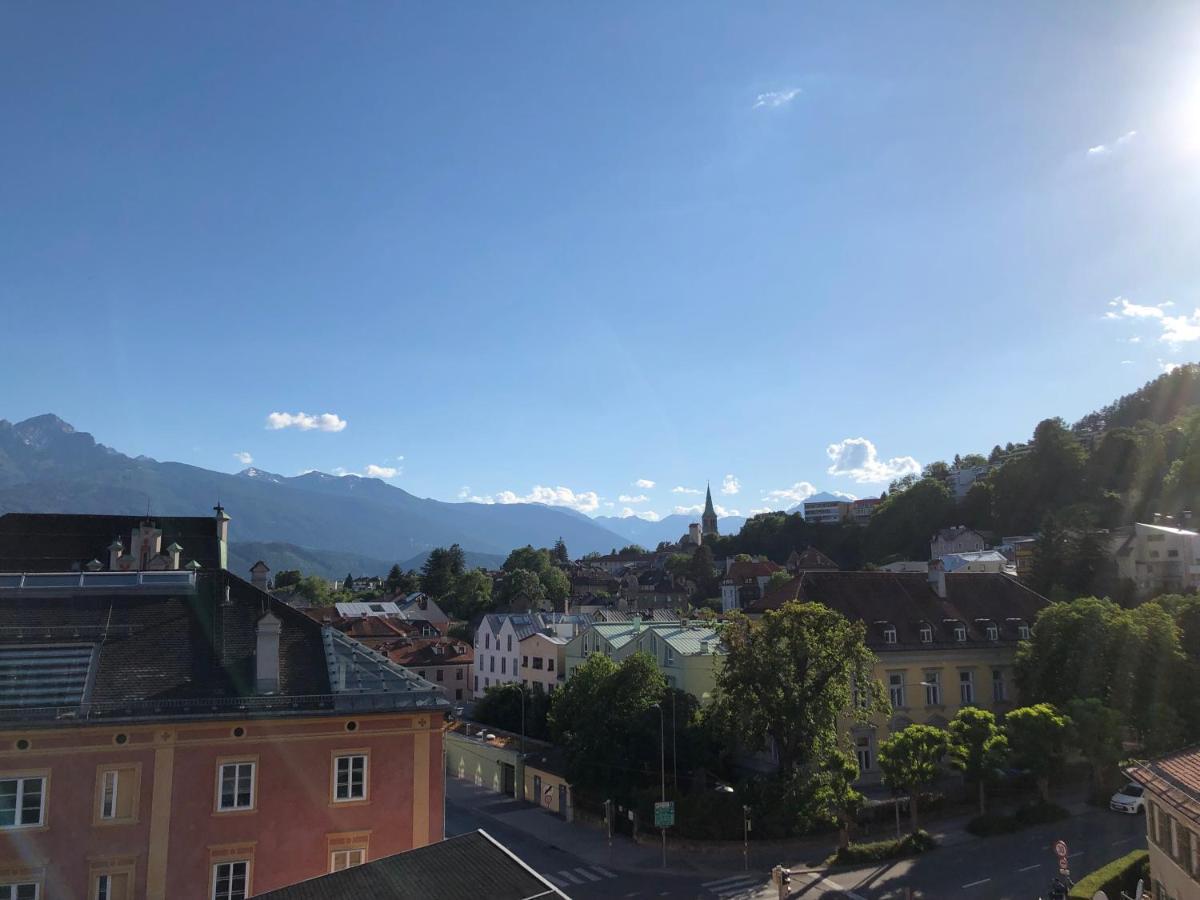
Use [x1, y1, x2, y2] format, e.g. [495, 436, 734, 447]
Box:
[446, 788, 1147, 900]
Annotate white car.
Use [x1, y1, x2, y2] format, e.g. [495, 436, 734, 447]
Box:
[1110, 783, 1146, 814]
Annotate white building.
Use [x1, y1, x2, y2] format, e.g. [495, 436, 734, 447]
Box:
[930, 526, 987, 558]
[941, 550, 1010, 575]
[945, 465, 991, 502]
[1112, 522, 1200, 598]
[802, 492, 852, 524]
[473, 613, 590, 695]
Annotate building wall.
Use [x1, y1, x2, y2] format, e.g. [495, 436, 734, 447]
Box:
[407, 662, 472, 703]
[474, 622, 521, 694]
[520, 633, 564, 693]
[523, 765, 572, 820]
[1144, 794, 1200, 900]
[0, 711, 442, 899]
[445, 731, 522, 799]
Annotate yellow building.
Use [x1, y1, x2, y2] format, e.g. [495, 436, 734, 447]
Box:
[750, 568, 1047, 781]
[1128, 746, 1200, 900]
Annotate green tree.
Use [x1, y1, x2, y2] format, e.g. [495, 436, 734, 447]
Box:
[385, 563, 405, 594]
[865, 477, 954, 561]
[445, 569, 494, 620]
[947, 707, 1008, 814]
[421, 547, 465, 598]
[473, 682, 552, 740]
[497, 568, 547, 611]
[923, 460, 952, 481]
[292, 574, 332, 605]
[539, 566, 570, 610]
[877, 724, 950, 829]
[1066, 698, 1124, 795]
[766, 570, 793, 591]
[709, 603, 883, 773]
[552, 538, 570, 564]
[273, 569, 301, 590]
[1005, 704, 1069, 804]
[1029, 516, 1069, 598]
[503, 545, 552, 575]
[343, 571, 354, 592]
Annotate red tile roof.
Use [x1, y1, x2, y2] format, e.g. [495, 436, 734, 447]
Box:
[388, 638, 473, 667]
[1128, 745, 1200, 825]
[723, 560, 783, 583]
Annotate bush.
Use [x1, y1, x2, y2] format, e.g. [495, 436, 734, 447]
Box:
[1068, 849, 1149, 900]
[829, 830, 936, 865]
[1014, 801, 1069, 826]
[965, 812, 1019, 836]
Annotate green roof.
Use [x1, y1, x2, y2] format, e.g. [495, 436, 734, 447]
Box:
[647, 623, 724, 656]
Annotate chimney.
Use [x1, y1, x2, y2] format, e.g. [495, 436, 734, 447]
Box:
[927, 559, 947, 599]
[688, 523, 702, 545]
[255, 612, 282, 694]
[250, 561, 270, 591]
[108, 539, 123, 570]
[166, 542, 182, 570]
[214, 504, 231, 569]
[632, 614, 643, 632]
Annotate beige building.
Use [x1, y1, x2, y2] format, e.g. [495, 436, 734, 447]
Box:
[1128, 745, 1200, 899]
[520, 631, 568, 693]
[1112, 522, 1200, 599]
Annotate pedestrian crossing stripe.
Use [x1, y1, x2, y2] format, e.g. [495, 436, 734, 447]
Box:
[544, 866, 619, 886]
[701, 875, 759, 889]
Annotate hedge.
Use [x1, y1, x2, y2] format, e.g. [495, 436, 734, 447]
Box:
[1068, 849, 1149, 900]
[828, 830, 936, 866]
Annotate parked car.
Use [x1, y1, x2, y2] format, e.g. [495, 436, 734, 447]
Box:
[1110, 782, 1146, 814]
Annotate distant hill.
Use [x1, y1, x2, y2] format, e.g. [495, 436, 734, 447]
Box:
[400, 548, 505, 572]
[1075, 364, 1200, 432]
[591, 513, 748, 548]
[228, 541, 397, 582]
[0, 414, 631, 559]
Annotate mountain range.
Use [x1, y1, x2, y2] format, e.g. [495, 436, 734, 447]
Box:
[0, 414, 742, 577]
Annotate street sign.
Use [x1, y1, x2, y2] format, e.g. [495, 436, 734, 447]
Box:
[1054, 840, 1069, 859]
[654, 800, 675, 828]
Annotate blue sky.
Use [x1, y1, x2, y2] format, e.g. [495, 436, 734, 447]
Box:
[2, 2, 1199, 521]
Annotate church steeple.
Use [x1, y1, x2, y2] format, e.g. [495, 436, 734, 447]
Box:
[702, 483, 718, 537]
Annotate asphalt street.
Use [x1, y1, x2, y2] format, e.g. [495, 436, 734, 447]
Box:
[446, 789, 1147, 900]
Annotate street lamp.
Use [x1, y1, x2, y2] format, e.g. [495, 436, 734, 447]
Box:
[651, 701, 666, 868]
[715, 784, 747, 871]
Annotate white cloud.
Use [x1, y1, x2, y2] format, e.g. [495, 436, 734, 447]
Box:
[1160, 360, 1183, 374]
[1087, 130, 1138, 156]
[763, 482, 819, 504]
[1128, 336, 1142, 343]
[621, 508, 662, 521]
[1121, 360, 1134, 365]
[826, 438, 921, 484]
[1104, 297, 1200, 346]
[753, 88, 801, 109]
[457, 486, 471, 499]
[232, 451, 253, 465]
[672, 486, 701, 495]
[674, 503, 739, 517]
[266, 411, 347, 432]
[364, 464, 399, 479]
[618, 494, 649, 504]
[748, 507, 776, 516]
[471, 485, 601, 514]
[721, 474, 741, 495]
[634, 478, 656, 489]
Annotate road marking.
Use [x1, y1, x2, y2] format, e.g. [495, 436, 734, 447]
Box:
[801, 873, 866, 900]
[1068, 851, 1084, 858]
[544, 873, 569, 887]
[963, 878, 992, 888]
[1112, 838, 1135, 846]
[593, 866, 618, 878]
[702, 876, 758, 889]
[715, 885, 760, 899]
[557, 870, 585, 885]
[575, 868, 602, 882]
[1019, 864, 1041, 872]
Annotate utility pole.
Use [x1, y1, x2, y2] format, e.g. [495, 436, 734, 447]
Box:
[653, 701, 666, 868]
[671, 690, 677, 789]
[604, 799, 613, 866]
[743, 805, 750, 871]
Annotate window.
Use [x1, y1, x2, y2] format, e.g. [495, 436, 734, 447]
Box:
[0, 886, 37, 900]
[485, 633, 490, 650]
[954, 624, 967, 642]
[1018, 622, 1031, 640]
[500, 658, 506, 674]
[331, 849, 365, 872]
[959, 671, 974, 705]
[1169, 549, 1180, 558]
[456, 668, 463, 680]
[212, 861, 248, 900]
[436, 670, 444, 682]
[548, 658, 555, 671]
[522, 655, 528, 668]
[96, 765, 139, 824]
[0, 776, 45, 828]
[334, 754, 367, 802]
[484, 677, 489, 688]
[924, 672, 941, 706]
[474, 676, 479, 692]
[532, 657, 543, 670]
[920, 624, 932, 643]
[217, 762, 254, 811]
[992, 669, 1006, 702]
[883, 625, 897, 644]
[507, 635, 512, 652]
[855, 735, 873, 772]
[93, 871, 131, 900]
[986, 623, 998, 641]
[455, 688, 463, 700]
[489, 656, 495, 673]
[664, 648, 674, 666]
[888, 673, 905, 709]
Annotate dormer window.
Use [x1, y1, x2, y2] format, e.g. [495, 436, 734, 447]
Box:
[883, 625, 897, 645]
[986, 623, 999, 641]
[920, 624, 933, 643]
[954, 624, 967, 642]
[1018, 622, 1031, 640]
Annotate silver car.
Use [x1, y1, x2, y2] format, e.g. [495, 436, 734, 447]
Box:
[1110, 782, 1145, 814]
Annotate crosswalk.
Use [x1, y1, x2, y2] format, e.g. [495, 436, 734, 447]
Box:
[542, 865, 619, 888]
[701, 873, 764, 897]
